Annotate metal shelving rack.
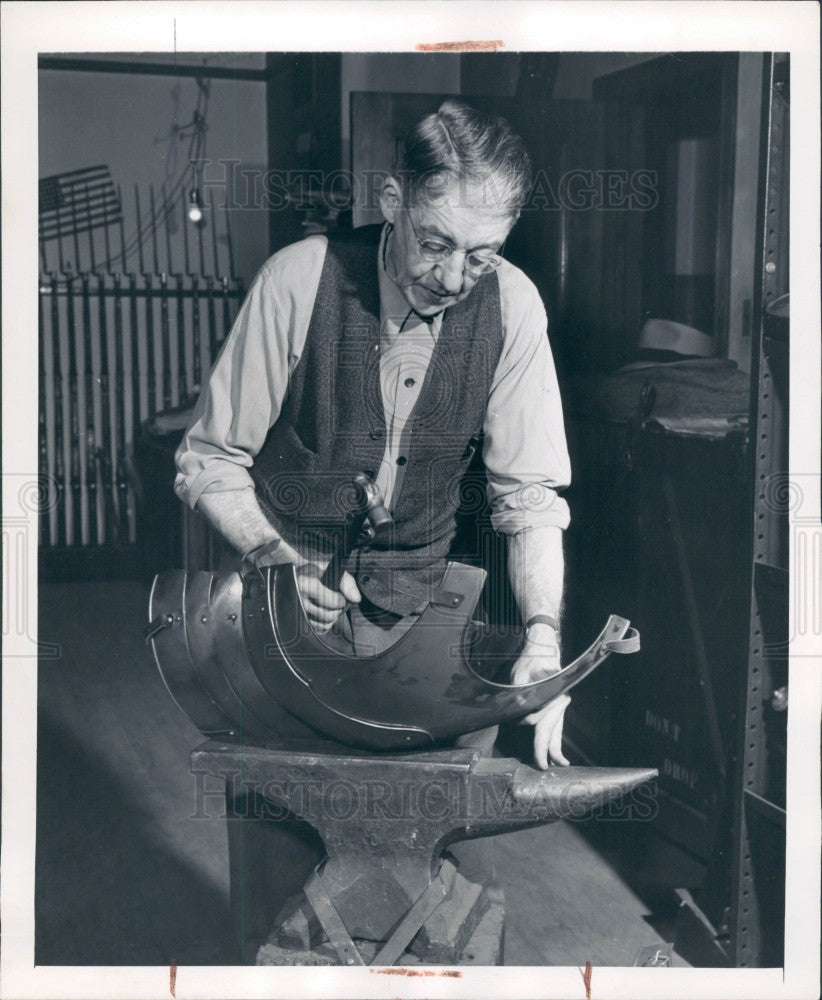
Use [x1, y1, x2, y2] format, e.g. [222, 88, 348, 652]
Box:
[728, 52, 790, 968]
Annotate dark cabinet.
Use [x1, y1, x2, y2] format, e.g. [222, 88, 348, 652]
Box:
[563, 52, 789, 968]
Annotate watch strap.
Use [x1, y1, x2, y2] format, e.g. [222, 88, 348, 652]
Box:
[525, 613, 561, 632]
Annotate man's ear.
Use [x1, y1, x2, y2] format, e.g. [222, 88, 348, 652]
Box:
[378, 175, 404, 224]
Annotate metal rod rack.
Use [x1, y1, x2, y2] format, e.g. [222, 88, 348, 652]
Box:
[38, 180, 245, 551]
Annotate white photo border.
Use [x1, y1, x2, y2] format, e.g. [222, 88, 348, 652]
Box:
[2, 2, 819, 998]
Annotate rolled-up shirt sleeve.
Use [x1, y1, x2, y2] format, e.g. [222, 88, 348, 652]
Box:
[484, 266, 571, 535]
[174, 239, 325, 509]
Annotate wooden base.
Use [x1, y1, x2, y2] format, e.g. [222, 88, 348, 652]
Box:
[257, 889, 505, 967]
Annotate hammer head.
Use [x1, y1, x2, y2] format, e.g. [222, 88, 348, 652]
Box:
[353, 472, 392, 535]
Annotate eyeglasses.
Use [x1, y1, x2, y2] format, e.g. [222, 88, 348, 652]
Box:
[404, 210, 504, 275]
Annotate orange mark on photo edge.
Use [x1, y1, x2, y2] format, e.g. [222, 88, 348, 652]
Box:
[371, 968, 462, 978]
[416, 40, 504, 52]
[580, 960, 593, 999]
[169, 963, 177, 998]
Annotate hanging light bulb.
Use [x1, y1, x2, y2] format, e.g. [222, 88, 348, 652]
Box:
[188, 189, 203, 224]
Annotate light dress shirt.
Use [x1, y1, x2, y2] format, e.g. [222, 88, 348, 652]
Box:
[175, 225, 571, 535]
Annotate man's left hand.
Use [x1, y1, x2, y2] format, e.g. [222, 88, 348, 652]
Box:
[510, 624, 570, 770]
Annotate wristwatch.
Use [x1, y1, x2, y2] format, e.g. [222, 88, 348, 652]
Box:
[525, 613, 561, 634]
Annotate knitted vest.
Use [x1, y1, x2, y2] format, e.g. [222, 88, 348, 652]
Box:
[250, 224, 504, 607]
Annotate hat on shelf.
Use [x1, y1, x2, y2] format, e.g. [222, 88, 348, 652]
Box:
[637, 318, 714, 359]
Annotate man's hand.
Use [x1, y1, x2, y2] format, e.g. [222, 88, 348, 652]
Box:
[510, 623, 570, 770]
[294, 563, 361, 633]
[241, 538, 361, 633]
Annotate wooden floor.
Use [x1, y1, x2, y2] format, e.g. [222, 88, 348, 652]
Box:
[35, 580, 688, 967]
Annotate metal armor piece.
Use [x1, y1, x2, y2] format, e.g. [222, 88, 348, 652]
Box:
[147, 570, 236, 737]
[148, 562, 639, 750]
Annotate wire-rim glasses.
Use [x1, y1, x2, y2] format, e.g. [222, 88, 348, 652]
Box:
[404, 210, 504, 276]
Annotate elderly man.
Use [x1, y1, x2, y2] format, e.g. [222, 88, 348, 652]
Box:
[175, 100, 572, 771]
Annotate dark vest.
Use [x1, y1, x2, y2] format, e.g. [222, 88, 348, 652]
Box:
[251, 224, 504, 606]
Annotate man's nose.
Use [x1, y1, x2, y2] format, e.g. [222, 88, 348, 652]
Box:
[435, 252, 467, 294]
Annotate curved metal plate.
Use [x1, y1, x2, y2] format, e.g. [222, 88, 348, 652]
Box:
[241, 569, 436, 750]
[152, 563, 639, 751]
[148, 571, 236, 736]
[183, 571, 272, 742]
[210, 571, 319, 740]
[240, 564, 637, 749]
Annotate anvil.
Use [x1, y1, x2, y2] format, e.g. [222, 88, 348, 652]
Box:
[192, 739, 657, 964]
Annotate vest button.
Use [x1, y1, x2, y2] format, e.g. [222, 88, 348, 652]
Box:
[369, 428, 384, 440]
[396, 456, 407, 466]
[404, 377, 416, 388]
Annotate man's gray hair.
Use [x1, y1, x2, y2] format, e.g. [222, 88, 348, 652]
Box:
[398, 100, 532, 218]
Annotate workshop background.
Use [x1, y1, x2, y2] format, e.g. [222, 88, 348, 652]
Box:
[36, 50, 788, 967]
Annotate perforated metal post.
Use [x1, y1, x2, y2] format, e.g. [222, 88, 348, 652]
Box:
[729, 52, 789, 969]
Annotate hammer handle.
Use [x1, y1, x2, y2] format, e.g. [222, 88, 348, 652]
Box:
[319, 474, 392, 592]
[319, 516, 363, 591]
